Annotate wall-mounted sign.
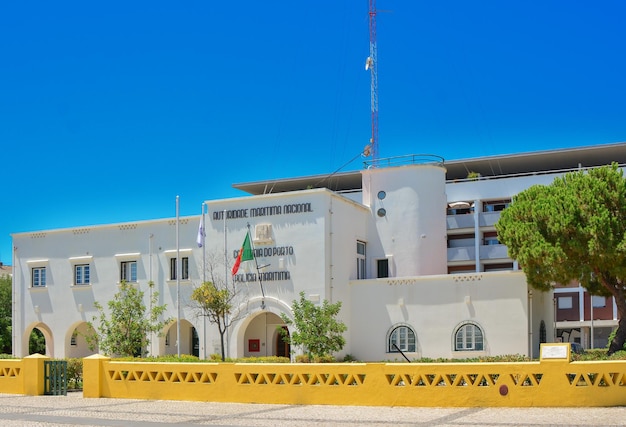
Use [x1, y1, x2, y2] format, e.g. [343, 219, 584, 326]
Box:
[211, 202, 313, 221]
[234, 245, 294, 259]
[234, 271, 291, 283]
[540, 343, 570, 361]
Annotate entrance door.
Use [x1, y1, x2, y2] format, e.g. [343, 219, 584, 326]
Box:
[191, 327, 199, 357]
[276, 326, 290, 358]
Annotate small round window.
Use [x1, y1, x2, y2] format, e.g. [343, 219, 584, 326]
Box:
[377, 208, 386, 217]
[377, 191, 386, 200]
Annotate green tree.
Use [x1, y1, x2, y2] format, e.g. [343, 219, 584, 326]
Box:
[279, 291, 347, 359]
[29, 328, 46, 354]
[86, 281, 169, 357]
[191, 282, 232, 361]
[190, 252, 247, 361]
[496, 163, 626, 355]
[0, 275, 12, 354]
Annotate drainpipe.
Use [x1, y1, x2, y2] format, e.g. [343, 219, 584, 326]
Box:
[12, 244, 17, 357]
[590, 295, 594, 349]
[474, 200, 480, 273]
[329, 197, 333, 303]
[553, 297, 557, 342]
[528, 289, 533, 358]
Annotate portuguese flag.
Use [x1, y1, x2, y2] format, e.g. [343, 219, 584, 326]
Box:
[231, 232, 254, 275]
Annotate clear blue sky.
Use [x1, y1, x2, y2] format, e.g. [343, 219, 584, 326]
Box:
[2, 1, 625, 265]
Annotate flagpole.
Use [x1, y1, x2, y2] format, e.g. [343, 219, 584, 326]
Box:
[201, 202, 206, 284]
[201, 202, 206, 359]
[148, 233, 154, 356]
[224, 209, 229, 359]
[246, 223, 266, 309]
[224, 209, 228, 289]
[176, 195, 181, 358]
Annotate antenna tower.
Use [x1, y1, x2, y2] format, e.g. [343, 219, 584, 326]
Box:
[366, 0, 379, 164]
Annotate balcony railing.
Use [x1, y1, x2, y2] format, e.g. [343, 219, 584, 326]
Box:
[479, 244, 509, 260]
[447, 211, 504, 230]
[479, 211, 501, 227]
[446, 214, 475, 230]
[448, 244, 509, 262]
[447, 246, 476, 262]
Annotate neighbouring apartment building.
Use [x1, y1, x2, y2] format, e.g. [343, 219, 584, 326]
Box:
[11, 142, 625, 360]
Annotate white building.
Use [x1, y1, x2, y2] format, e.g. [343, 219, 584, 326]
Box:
[12, 143, 625, 360]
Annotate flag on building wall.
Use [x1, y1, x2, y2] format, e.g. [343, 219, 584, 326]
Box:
[231, 232, 253, 275]
[196, 217, 205, 248]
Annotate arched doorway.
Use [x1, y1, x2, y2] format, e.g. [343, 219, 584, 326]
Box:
[66, 322, 96, 358]
[24, 323, 53, 357]
[242, 312, 287, 357]
[162, 320, 197, 356]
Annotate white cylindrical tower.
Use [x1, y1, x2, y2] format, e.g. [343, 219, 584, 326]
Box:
[362, 161, 447, 277]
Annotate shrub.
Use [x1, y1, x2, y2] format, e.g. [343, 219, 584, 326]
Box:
[110, 354, 290, 363]
[295, 354, 310, 363]
[295, 354, 337, 363]
[572, 348, 626, 361]
[65, 358, 83, 390]
[233, 356, 290, 363]
[114, 354, 200, 363]
[404, 354, 531, 363]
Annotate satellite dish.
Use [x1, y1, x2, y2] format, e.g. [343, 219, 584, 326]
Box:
[365, 56, 372, 70]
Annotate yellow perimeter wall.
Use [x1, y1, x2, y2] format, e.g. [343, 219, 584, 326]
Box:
[84, 348, 626, 407]
[0, 354, 47, 396]
[3, 347, 625, 407]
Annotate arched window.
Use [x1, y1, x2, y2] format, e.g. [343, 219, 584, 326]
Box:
[454, 322, 484, 351]
[388, 325, 416, 353]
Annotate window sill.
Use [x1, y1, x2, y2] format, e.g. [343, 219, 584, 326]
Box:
[166, 279, 191, 285]
[69, 255, 93, 262]
[114, 252, 141, 260]
[29, 286, 48, 292]
[71, 284, 92, 289]
[116, 281, 139, 287]
[164, 249, 193, 255]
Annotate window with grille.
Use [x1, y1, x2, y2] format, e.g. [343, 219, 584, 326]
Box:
[32, 267, 46, 287]
[169, 257, 189, 280]
[120, 261, 137, 282]
[388, 325, 416, 352]
[455, 323, 484, 351]
[356, 241, 366, 279]
[74, 264, 90, 285]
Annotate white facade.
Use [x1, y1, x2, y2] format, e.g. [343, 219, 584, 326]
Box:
[12, 144, 625, 361]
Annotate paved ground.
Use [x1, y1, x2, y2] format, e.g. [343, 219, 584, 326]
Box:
[0, 392, 624, 426]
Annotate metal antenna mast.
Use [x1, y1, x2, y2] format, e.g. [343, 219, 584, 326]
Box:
[366, 0, 379, 165]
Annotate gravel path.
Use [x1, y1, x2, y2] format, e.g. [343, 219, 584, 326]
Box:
[0, 392, 624, 426]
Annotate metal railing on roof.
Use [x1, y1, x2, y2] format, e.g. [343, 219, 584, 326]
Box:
[446, 162, 626, 183]
[363, 154, 445, 169]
